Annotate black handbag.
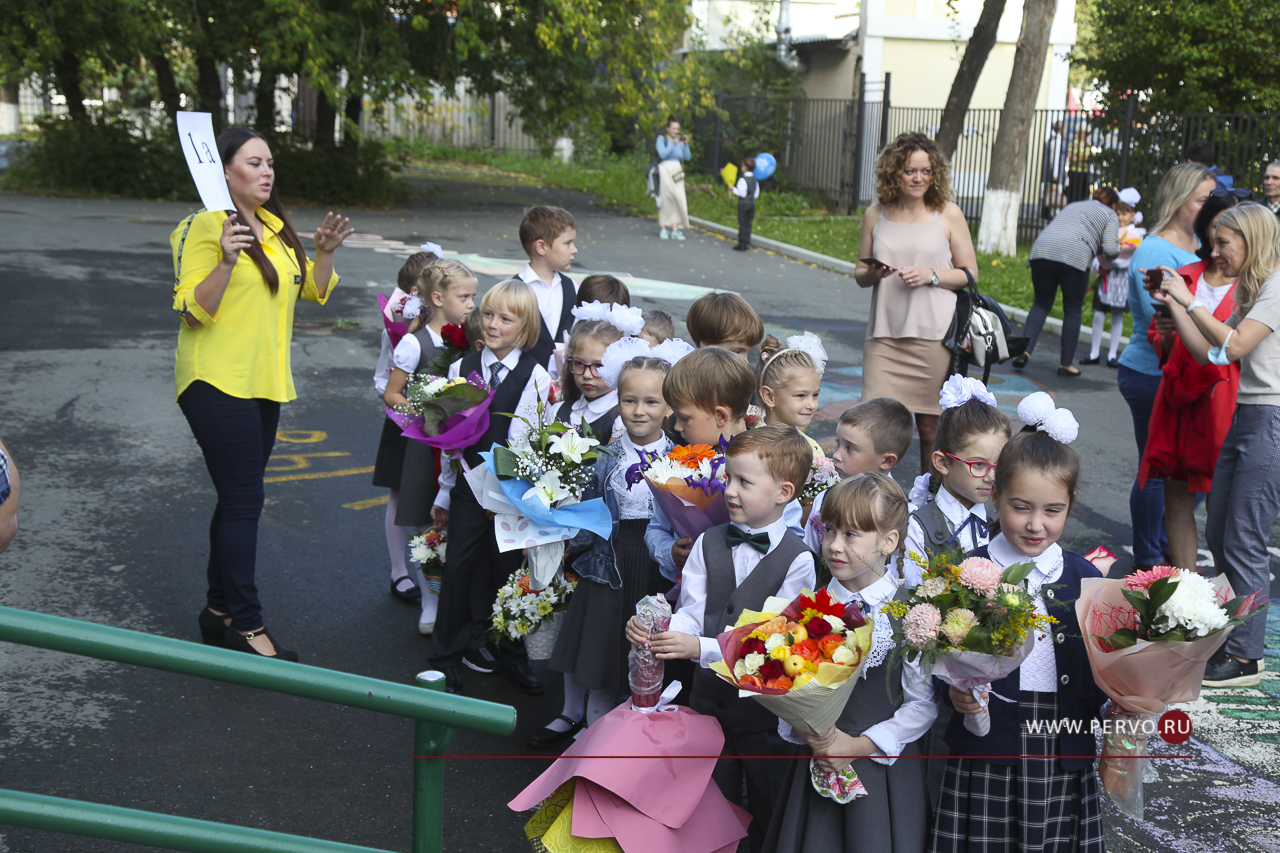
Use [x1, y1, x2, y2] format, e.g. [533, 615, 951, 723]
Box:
[942, 268, 1029, 384]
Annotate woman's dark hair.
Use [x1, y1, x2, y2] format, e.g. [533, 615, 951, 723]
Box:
[665, 114, 678, 128]
[994, 426, 1081, 510]
[217, 128, 308, 296]
[1091, 186, 1119, 207]
[929, 399, 1012, 489]
[1193, 191, 1241, 261]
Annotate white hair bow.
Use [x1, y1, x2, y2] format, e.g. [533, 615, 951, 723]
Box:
[572, 300, 645, 336]
[1016, 392, 1079, 444]
[939, 374, 997, 410]
[420, 241, 444, 256]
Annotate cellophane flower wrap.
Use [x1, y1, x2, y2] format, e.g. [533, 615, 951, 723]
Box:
[883, 550, 1054, 737]
[492, 567, 577, 641]
[628, 595, 673, 709]
[386, 371, 494, 459]
[1076, 569, 1267, 819]
[477, 397, 613, 589]
[627, 441, 730, 541]
[709, 589, 874, 801]
[408, 527, 446, 593]
[798, 453, 839, 525]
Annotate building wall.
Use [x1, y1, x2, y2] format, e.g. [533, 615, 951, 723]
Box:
[798, 48, 859, 100]
[693, 0, 858, 46]
[860, 0, 1076, 109]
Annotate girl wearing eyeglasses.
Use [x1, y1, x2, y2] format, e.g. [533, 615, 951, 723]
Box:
[544, 319, 626, 443]
[903, 376, 1012, 587]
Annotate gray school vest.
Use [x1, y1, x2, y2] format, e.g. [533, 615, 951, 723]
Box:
[690, 524, 810, 731]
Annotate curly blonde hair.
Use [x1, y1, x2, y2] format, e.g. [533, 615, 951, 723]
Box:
[874, 132, 953, 211]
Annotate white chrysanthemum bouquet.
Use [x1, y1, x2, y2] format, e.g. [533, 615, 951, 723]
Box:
[491, 567, 577, 641]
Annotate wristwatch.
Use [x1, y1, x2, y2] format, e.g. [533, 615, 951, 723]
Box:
[930, 269, 940, 287]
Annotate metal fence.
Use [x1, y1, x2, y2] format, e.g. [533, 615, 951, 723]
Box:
[361, 84, 539, 153]
[701, 86, 1280, 242]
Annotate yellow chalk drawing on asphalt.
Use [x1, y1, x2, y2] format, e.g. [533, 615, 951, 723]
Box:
[276, 430, 329, 443]
[344, 495, 391, 510]
[267, 452, 351, 471]
[265, 466, 375, 484]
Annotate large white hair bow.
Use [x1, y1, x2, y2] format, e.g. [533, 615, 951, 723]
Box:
[572, 300, 645, 336]
[938, 374, 997, 410]
[598, 336, 694, 389]
[1016, 392, 1079, 444]
[419, 241, 444, 256]
[776, 331, 829, 376]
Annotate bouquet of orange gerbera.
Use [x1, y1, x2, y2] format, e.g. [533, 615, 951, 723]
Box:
[625, 440, 730, 541]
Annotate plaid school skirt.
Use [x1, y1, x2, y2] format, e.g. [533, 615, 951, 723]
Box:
[930, 691, 1105, 853]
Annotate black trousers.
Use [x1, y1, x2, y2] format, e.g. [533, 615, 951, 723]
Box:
[429, 476, 527, 668]
[737, 199, 755, 248]
[1024, 258, 1090, 366]
[712, 724, 795, 853]
[177, 380, 280, 631]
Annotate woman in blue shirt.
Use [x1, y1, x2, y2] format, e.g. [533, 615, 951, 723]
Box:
[1117, 162, 1214, 570]
[655, 116, 691, 241]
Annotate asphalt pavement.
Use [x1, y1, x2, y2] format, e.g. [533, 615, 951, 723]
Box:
[0, 165, 1277, 852]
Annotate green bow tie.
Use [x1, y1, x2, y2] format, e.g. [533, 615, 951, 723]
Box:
[727, 526, 771, 554]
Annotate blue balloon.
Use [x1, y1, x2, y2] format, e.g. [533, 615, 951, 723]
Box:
[754, 153, 777, 181]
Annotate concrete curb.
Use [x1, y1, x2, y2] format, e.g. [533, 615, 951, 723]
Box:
[687, 215, 1129, 348]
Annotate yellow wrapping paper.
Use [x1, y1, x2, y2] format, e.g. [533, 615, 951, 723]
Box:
[720, 163, 738, 188]
[525, 781, 624, 853]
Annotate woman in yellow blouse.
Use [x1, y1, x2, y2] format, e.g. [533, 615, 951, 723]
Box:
[172, 127, 353, 660]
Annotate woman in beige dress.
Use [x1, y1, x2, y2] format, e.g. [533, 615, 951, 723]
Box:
[855, 132, 979, 471]
[655, 116, 691, 240]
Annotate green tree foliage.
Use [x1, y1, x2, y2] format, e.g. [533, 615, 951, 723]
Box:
[1077, 0, 1280, 113]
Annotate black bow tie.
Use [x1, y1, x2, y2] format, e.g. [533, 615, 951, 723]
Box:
[727, 526, 771, 555]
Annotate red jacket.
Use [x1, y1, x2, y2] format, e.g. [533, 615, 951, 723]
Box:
[1138, 260, 1240, 492]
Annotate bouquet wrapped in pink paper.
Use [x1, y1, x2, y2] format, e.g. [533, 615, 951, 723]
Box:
[1076, 568, 1267, 819]
[385, 371, 494, 457]
[625, 443, 729, 541]
[884, 550, 1051, 736]
[510, 685, 749, 853]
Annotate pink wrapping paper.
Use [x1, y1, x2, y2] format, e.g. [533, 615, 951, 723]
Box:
[509, 703, 725, 829]
[577, 776, 751, 853]
[377, 292, 409, 349]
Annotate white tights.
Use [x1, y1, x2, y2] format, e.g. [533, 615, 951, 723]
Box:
[1089, 310, 1124, 361]
[546, 674, 621, 731]
[385, 491, 439, 621]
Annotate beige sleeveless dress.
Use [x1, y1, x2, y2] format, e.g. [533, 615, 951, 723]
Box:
[860, 210, 958, 416]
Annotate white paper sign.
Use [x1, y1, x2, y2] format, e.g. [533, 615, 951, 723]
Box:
[176, 111, 235, 212]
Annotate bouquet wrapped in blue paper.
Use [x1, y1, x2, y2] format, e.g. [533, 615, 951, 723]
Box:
[462, 400, 613, 590]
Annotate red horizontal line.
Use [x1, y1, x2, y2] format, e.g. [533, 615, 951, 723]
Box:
[411, 755, 1194, 760]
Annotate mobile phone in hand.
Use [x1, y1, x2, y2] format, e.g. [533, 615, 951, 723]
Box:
[1144, 268, 1169, 290]
[1152, 302, 1172, 318]
[860, 258, 894, 270]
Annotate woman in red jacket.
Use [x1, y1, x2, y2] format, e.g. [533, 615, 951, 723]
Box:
[1139, 190, 1245, 570]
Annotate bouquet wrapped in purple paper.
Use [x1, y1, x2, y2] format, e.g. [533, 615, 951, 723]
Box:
[626, 442, 730, 541]
[385, 371, 493, 457]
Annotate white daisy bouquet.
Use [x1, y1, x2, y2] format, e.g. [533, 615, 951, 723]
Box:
[491, 567, 577, 641]
[408, 527, 446, 593]
[1077, 569, 1267, 819]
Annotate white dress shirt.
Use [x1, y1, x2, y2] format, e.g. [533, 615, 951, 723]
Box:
[731, 171, 761, 200]
[668, 516, 816, 666]
[519, 264, 576, 343]
[988, 533, 1063, 693]
[373, 330, 394, 397]
[390, 325, 445, 374]
[779, 573, 937, 765]
[904, 487, 991, 586]
[432, 346, 552, 511]
[544, 389, 623, 444]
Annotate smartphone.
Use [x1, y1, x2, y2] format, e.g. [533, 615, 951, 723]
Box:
[1152, 302, 1172, 318]
[1144, 267, 1170, 290]
[860, 258, 895, 270]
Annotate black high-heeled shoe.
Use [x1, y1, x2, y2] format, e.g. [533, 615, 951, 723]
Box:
[223, 625, 299, 662]
[198, 607, 231, 646]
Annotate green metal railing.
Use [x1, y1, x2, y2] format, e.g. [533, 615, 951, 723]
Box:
[0, 605, 517, 853]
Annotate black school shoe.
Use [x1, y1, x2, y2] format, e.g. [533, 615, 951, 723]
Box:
[1080, 355, 1101, 365]
[390, 576, 422, 603]
[1203, 650, 1262, 688]
[527, 715, 584, 750]
[462, 646, 497, 674]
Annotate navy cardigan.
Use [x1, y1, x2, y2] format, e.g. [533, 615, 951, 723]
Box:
[943, 546, 1109, 771]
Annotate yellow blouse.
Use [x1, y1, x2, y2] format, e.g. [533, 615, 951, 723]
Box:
[171, 208, 338, 402]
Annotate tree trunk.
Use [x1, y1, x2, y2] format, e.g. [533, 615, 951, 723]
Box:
[146, 50, 182, 124]
[342, 91, 362, 151]
[52, 49, 87, 120]
[313, 92, 337, 147]
[254, 68, 278, 134]
[936, 0, 1008, 160]
[975, 0, 1058, 256]
[0, 83, 19, 135]
[195, 54, 224, 131]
